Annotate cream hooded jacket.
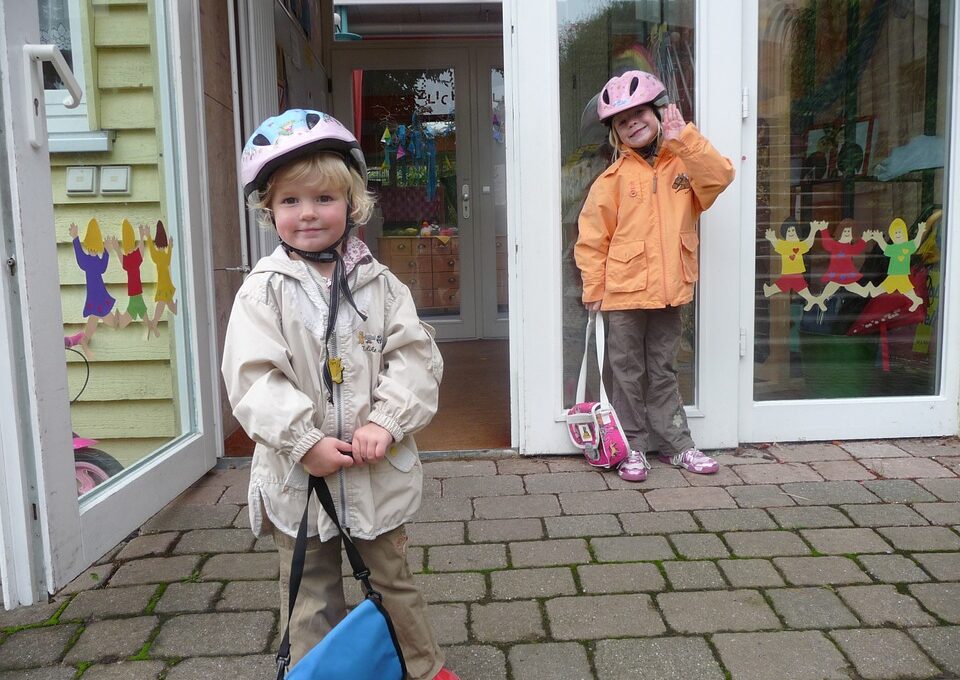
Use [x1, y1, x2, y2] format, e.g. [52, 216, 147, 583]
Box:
[221, 244, 443, 541]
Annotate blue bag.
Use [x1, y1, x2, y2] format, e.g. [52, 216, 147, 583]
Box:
[276, 475, 406, 680]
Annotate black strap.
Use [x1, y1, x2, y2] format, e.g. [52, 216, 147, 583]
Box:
[275, 475, 379, 678]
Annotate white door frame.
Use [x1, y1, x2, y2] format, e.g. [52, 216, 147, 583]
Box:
[509, 0, 742, 454]
[0, 0, 219, 606]
[737, 1, 960, 443]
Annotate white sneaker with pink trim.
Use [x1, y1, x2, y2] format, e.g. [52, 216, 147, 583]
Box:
[659, 448, 719, 474]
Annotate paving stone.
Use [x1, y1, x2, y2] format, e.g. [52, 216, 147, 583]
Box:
[64, 616, 157, 663]
[765, 586, 859, 628]
[861, 479, 938, 503]
[80, 660, 166, 680]
[142, 504, 240, 533]
[841, 440, 911, 458]
[467, 518, 543, 542]
[173, 529, 256, 554]
[858, 554, 931, 583]
[423, 477, 441, 498]
[545, 457, 594, 472]
[408, 547, 424, 573]
[473, 494, 560, 519]
[837, 584, 936, 626]
[663, 560, 726, 590]
[544, 513, 621, 538]
[442, 474, 525, 498]
[406, 521, 465, 546]
[509, 539, 590, 567]
[679, 467, 744, 487]
[769, 506, 853, 529]
[669, 533, 730, 559]
[442, 645, 507, 680]
[800, 528, 892, 555]
[895, 438, 960, 457]
[471, 600, 543, 642]
[809, 460, 875, 481]
[594, 636, 724, 680]
[155, 581, 221, 614]
[908, 582, 960, 623]
[861, 456, 954, 479]
[913, 552, 960, 580]
[413, 572, 487, 603]
[414, 497, 475, 522]
[780, 481, 880, 505]
[590, 535, 674, 562]
[201, 552, 278, 580]
[150, 611, 274, 656]
[917, 478, 960, 501]
[830, 628, 939, 680]
[423, 460, 498, 478]
[724, 531, 810, 557]
[428, 603, 468, 644]
[913, 502, 960, 525]
[58, 564, 116, 595]
[770, 442, 852, 462]
[0, 667, 75, 680]
[496, 457, 550, 474]
[558, 490, 649, 515]
[644, 486, 736, 511]
[0, 624, 78, 669]
[0, 601, 61, 628]
[429, 544, 507, 572]
[508, 642, 592, 680]
[734, 463, 822, 485]
[619, 511, 697, 534]
[523, 471, 608, 494]
[109, 555, 200, 586]
[713, 631, 852, 679]
[842, 503, 929, 527]
[694, 509, 776, 531]
[175, 484, 226, 505]
[577, 563, 665, 594]
[216, 580, 279, 611]
[233, 510, 252, 529]
[200, 467, 250, 486]
[658, 589, 779, 633]
[877, 525, 960, 551]
[490, 567, 576, 600]
[909, 626, 960, 676]
[219, 484, 249, 505]
[728, 484, 796, 508]
[546, 593, 665, 639]
[116, 533, 178, 561]
[61, 585, 156, 620]
[718, 559, 785, 587]
[163, 655, 277, 679]
[773, 556, 871, 585]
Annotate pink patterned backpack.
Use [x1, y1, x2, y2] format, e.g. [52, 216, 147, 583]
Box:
[565, 312, 630, 469]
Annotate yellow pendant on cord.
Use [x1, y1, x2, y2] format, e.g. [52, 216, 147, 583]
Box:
[328, 357, 344, 384]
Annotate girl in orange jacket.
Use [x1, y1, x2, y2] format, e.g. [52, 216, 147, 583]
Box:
[575, 70, 735, 482]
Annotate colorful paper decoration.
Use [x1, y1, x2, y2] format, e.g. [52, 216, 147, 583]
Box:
[70, 218, 119, 357]
[143, 220, 178, 339]
[106, 219, 150, 331]
[762, 218, 826, 311]
[816, 219, 871, 305]
[863, 218, 927, 312]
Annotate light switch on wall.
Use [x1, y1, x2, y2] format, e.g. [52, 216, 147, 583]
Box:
[100, 165, 131, 194]
[65, 166, 97, 195]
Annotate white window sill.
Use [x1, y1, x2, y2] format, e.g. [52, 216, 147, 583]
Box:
[49, 130, 114, 154]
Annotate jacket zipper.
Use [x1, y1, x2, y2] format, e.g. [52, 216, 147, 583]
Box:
[652, 159, 668, 302]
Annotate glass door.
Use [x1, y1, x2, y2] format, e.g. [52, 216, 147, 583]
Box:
[0, 0, 217, 603]
[741, 0, 959, 441]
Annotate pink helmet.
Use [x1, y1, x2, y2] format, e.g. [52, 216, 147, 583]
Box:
[596, 71, 668, 123]
[240, 109, 367, 197]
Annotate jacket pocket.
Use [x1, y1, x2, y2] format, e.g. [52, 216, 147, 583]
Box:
[386, 437, 418, 473]
[679, 231, 700, 283]
[605, 240, 647, 292]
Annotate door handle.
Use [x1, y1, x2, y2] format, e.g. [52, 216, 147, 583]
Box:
[461, 183, 470, 219]
[23, 44, 82, 149]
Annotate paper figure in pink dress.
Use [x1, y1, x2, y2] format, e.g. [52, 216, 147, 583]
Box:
[69, 218, 118, 357]
[816, 219, 871, 305]
[141, 220, 177, 338]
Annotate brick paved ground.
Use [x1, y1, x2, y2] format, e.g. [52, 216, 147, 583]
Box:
[2, 437, 959, 679]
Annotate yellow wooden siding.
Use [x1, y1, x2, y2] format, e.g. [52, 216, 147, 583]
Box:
[71, 400, 176, 439]
[100, 91, 156, 129]
[60, 284, 174, 324]
[93, 7, 152, 47]
[63, 323, 171, 361]
[68, 361, 173, 401]
[98, 48, 154, 89]
[92, 0, 148, 8]
[54, 203, 163, 239]
[51, 165, 160, 204]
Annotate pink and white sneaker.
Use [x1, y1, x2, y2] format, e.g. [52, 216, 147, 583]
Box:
[659, 448, 719, 475]
[617, 450, 650, 482]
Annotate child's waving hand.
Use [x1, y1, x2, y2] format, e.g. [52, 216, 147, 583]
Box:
[661, 104, 685, 141]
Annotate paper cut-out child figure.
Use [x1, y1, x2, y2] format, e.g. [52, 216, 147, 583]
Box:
[69, 218, 119, 356]
[864, 217, 927, 312]
[817, 218, 871, 304]
[142, 220, 177, 338]
[763, 218, 826, 311]
[105, 219, 153, 333]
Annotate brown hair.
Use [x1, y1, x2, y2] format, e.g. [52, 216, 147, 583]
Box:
[153, 220, 168, 249]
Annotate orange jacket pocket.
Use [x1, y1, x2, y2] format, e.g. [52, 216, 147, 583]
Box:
[680, 231, 700, 283]
[606, 240, 647, 292]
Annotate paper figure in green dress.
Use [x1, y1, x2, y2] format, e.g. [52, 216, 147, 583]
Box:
[141, 220, 177, 338]
[863, 217, 927, 312]
[105, 219, 152, 332]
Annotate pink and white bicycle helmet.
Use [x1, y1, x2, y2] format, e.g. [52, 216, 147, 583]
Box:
[596, 70, 668, 123]
[240, 109, 367, 197]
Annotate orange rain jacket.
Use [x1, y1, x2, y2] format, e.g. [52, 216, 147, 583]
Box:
[575, 123, 735, 310]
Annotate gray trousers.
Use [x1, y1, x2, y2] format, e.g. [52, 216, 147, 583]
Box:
[606, 306, 694, 455]
[275, 525, 444, 680]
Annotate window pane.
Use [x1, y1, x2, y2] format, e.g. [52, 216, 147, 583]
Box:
[754, 0, 953, 400]
[558, 0, 696, 406]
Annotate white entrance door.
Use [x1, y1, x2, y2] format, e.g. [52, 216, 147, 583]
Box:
[332, 41, 506, 340]
[738, 0, 959, 442]
[0, 0, 218, 606]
